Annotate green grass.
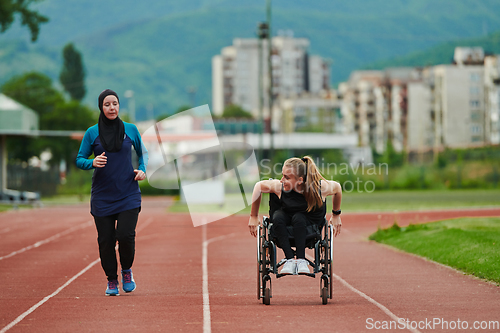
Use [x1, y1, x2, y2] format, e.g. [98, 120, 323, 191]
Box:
[167, 193, 270, 215]
[166, 189, 500, 214]
[369, 217, 500, 284]
[0, 195, 91, 213]
[0, 205, 12, 212]
[41, 195, 91, 205]
[341, 189, 500, 212]
[0, 203, 38, 212]
[2, 188, 498, 214]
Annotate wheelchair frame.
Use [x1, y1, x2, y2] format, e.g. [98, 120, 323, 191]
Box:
[257, 216, 334, 305]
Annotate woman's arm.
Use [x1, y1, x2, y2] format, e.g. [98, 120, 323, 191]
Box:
[322, 180, 342, 237]
[128, 123, 148, 181]
[248, 179, 280, 237]
[75, 128, 96, 170]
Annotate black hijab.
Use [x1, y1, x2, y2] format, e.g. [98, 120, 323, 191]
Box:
[98, 89, 125, 152]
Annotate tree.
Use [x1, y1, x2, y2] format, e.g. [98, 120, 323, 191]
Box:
[0, 0, 48, 42]
[1, 72, 64, 129]
[41, 101, 96, 165]
[59, 43, 86, 101]
[1, 71, 96, 165]
[221, 104, 253, 119]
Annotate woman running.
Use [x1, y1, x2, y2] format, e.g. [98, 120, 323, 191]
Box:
[76, 89, 148, 295]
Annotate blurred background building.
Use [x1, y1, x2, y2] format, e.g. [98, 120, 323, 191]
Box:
[212, 31, 336, 134]
[338, 47, 500, 159]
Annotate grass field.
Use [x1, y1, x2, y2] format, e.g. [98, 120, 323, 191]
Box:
[1, 189, 499, 214]
[167, 189, 500, 215]
[369, 217, 500, 284]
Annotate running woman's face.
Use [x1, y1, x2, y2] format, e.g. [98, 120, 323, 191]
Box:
[102, 95, 119, 120]
[281, 166, 304, 192]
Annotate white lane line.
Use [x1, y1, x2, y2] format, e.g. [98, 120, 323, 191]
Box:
[202, 224, 211, 333]
[305, 253, 420, 333]
[201, 222, 237, 333]
[0, 216, 154, 333]
[0, 221, 93, 261]
[0, 257, 101, 333]
[137, 217, 154, 232]
[333, 274, 421, 333]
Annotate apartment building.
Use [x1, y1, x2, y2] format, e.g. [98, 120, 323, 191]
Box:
[432, 64, 485, 148]
[484, 54, 500, 144]
[278, 92, 340, 133]
[339, 68, 421, 154]
[341, 47, 498, 154]
[212, 33, 330, 133]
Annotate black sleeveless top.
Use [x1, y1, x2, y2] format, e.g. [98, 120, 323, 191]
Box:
[270, 181, 326, 224]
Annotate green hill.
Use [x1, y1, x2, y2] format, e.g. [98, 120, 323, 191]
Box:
[366, 31, 500, 70]
[2, 1, 500, 120]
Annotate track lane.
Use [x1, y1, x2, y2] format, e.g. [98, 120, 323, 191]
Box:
[2, 202, 205, 333]
[1, 200, 499, 332]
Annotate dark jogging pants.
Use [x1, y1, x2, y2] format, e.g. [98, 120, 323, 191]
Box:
[93, 207, 140, 281]
[272, 209, 309, 260]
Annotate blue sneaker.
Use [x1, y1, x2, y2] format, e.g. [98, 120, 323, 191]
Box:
[121, 269, 136, 293]
[105, 280, 119, 296]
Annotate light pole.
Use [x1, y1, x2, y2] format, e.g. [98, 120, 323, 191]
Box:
[257, 21, 268, 162]
[124, 90, 135, 122]
[267, 0, 274, 158]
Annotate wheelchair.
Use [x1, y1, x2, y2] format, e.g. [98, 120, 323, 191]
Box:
[257, 195, 334, 305]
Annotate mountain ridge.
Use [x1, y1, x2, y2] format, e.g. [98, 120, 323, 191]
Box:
[2, 1, 500, 119]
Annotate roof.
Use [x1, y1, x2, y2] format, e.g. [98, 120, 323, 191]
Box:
[0, 94, 39, 134]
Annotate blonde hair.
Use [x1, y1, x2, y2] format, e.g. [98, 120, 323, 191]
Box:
[283, 156, 326, 212]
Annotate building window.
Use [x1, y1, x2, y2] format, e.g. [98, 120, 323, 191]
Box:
[471, 112, 481, 121]
[470, 73, 481, 82]
[470, 86, 480, 95]
[470, 124, 482, 134]
[470, 100, 480, 108]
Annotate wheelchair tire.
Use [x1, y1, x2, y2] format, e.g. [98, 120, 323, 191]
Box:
[321, 287, 328, 305]
[263, 287, 271, 305]
[328, 225, 334, 299]
[257, 226, 262, 300]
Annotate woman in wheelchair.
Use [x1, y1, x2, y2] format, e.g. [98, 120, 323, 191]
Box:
[248, 156, 342, 275]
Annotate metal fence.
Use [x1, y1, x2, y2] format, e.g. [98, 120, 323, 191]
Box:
[7, 163, 60, 196]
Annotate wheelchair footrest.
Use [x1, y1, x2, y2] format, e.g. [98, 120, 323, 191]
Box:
[298, 272, 316, 278]
[276, 272, 315, 279]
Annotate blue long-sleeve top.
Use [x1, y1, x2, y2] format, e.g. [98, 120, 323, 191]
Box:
[76, 122, 148, 217]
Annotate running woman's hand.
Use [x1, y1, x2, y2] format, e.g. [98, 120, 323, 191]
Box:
[134, 170, 146, 181]
[329, 214, 342, 237]
[93, 152, 107, 168]
[248, 215, 260, 237]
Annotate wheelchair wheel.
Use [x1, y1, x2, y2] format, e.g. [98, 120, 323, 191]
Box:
[263, 287, 271, 305]
[257, 226, 262, 300]
[328, 225, 334, 299]
[321, 287, 328, 305]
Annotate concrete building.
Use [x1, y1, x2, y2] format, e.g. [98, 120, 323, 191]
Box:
[432, 64, 485, 148]
[339, 68, 422, 154]
[212, 33, 330, 126]
[338, 71, 384, 150]
[341, 47, 500, 155]
[278, 92, 340, 134]
[406, 78, 433, 152]
[484, 55, 500, 144]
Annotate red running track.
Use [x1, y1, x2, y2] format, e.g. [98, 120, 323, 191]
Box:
[0, 198, 499, 332]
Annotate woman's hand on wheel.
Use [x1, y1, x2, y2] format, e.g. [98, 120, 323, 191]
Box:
[329, 215, 342, 237]
[248, 215, 260, 237]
